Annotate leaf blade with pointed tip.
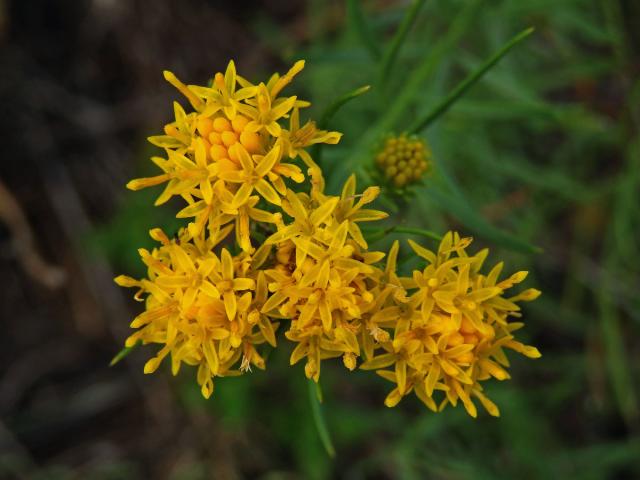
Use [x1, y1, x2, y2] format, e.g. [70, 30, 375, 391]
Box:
[409, 27, 535, 134]
[308, 379, 336, 458]
[109, 341, 141, 367]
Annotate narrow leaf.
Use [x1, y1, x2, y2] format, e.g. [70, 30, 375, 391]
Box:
[308, 379, 336, 458]
[319, 85, 371, 129]
[347, 0, 381, 59]
[110, 341, 141, 367]
[379, 0, 428, 88]
[423, 184, 542, 254]
[332, 0, 480, 192]
[409, 27, 535, 134]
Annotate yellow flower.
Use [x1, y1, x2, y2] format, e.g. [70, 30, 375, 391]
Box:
[237, 83, 297, 138]
[115, 229, 277, 399]
[127, 60, 341, 253]
[192, 60, 258, 119]
[217, 143, 303, 207]
[330, 174, 388, 249]
[117, 59, 541, 413]
[265, 189, 339, 245]
[361, 232, 541, 417]
[279, 107, 342, 168]
[261, 176, 385, 381]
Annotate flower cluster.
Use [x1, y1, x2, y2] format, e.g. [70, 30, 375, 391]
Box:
[360, 233, 541, 416]
[375, 133, 430, 188]
[117, 60, 540, 416]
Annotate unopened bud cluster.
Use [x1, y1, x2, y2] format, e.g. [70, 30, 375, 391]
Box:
[375, 134, 430, 188]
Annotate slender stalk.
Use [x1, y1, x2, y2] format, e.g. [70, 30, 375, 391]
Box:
[110, 341, 141, 367]
[347, 0, 381, 59]
[379, 0, 427, 88]
[308, 379, 336, 458]
[408, 27, 534, 134]
[315, 85, 370, 164]
[365, 225, 442, 244]
[319, 85, 371, 129]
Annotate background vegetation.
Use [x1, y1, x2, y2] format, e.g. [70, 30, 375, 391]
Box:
[1, 0, 639, 478]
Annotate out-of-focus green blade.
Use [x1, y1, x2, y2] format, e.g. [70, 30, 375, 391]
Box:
[409, 27, 534, 134]
[347, 0, 381, 60]
[109, 341, 141, 367]
[319, 85, 371, 129]
[364, 225, 442, 244]
[332, 0, 481, 192]
[598, 127, 640, 424]
[421, 183, 542, 254]
[308, 380, 336, 458]
[379, 0, 428, 87]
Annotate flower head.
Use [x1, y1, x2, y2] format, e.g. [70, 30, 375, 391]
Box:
[117, 60, 540, 416]
[127, 60, 340, 253]
[116, 229, 277, 398]
[361, 232, 541, 417]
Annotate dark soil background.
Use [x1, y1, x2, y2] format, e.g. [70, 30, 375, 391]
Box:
[0, 1, 306, 478]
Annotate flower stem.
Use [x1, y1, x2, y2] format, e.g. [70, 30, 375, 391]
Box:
[347, 0, 381, 60]
[110, 341, 141, 367]
[364, 225, 442, 244]
[379, 0, 428, 88]
[319, 85, 371, 129]
[307, 379, 336, 458]
[408, 27, 535, 134]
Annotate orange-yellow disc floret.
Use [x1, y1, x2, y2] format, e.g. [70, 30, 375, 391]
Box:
[204, 114, 263, 163]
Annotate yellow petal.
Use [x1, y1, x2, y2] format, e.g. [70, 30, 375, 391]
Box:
[163, 70, 203, 109]
[223, 291, 237, 320]
[255, 179, 281, 205]
[220, 248, 234, 280]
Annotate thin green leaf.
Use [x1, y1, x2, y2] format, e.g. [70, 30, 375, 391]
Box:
[392, 226, 442, 242]
[364, 225, 442, 244]
[308, 379, 336, 458]
[316, 84, 371, 164]
[597, 126, 640, 424]
[347, 0, 381, 59]
[422, 184, 542, 255]
[409, 27, 535, 134]
[598, 290, 638, 424]
[379, 0, 428, 88]
[109, 341, 141, 367]
[319, 85, 371, 129]
[332, 0, 481, 192]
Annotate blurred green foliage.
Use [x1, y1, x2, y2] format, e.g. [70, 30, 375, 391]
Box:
[104, 0, 640, 477]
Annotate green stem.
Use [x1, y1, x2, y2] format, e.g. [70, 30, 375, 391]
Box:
[408, 27, 534, 134]
[315, 85, 370, 164]
[379, 0, 428, 88]
[392, 226, 442, 241]
[365, 225, 442, 244]
[319, 85, 371, 129]
[347, 0, 381, 59]
[333, 0, 480, 192]
[109, 341, 141, 367]
[308, 379, 336, 458]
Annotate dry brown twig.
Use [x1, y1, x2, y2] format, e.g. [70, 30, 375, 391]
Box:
[0, 179, 66, 289]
